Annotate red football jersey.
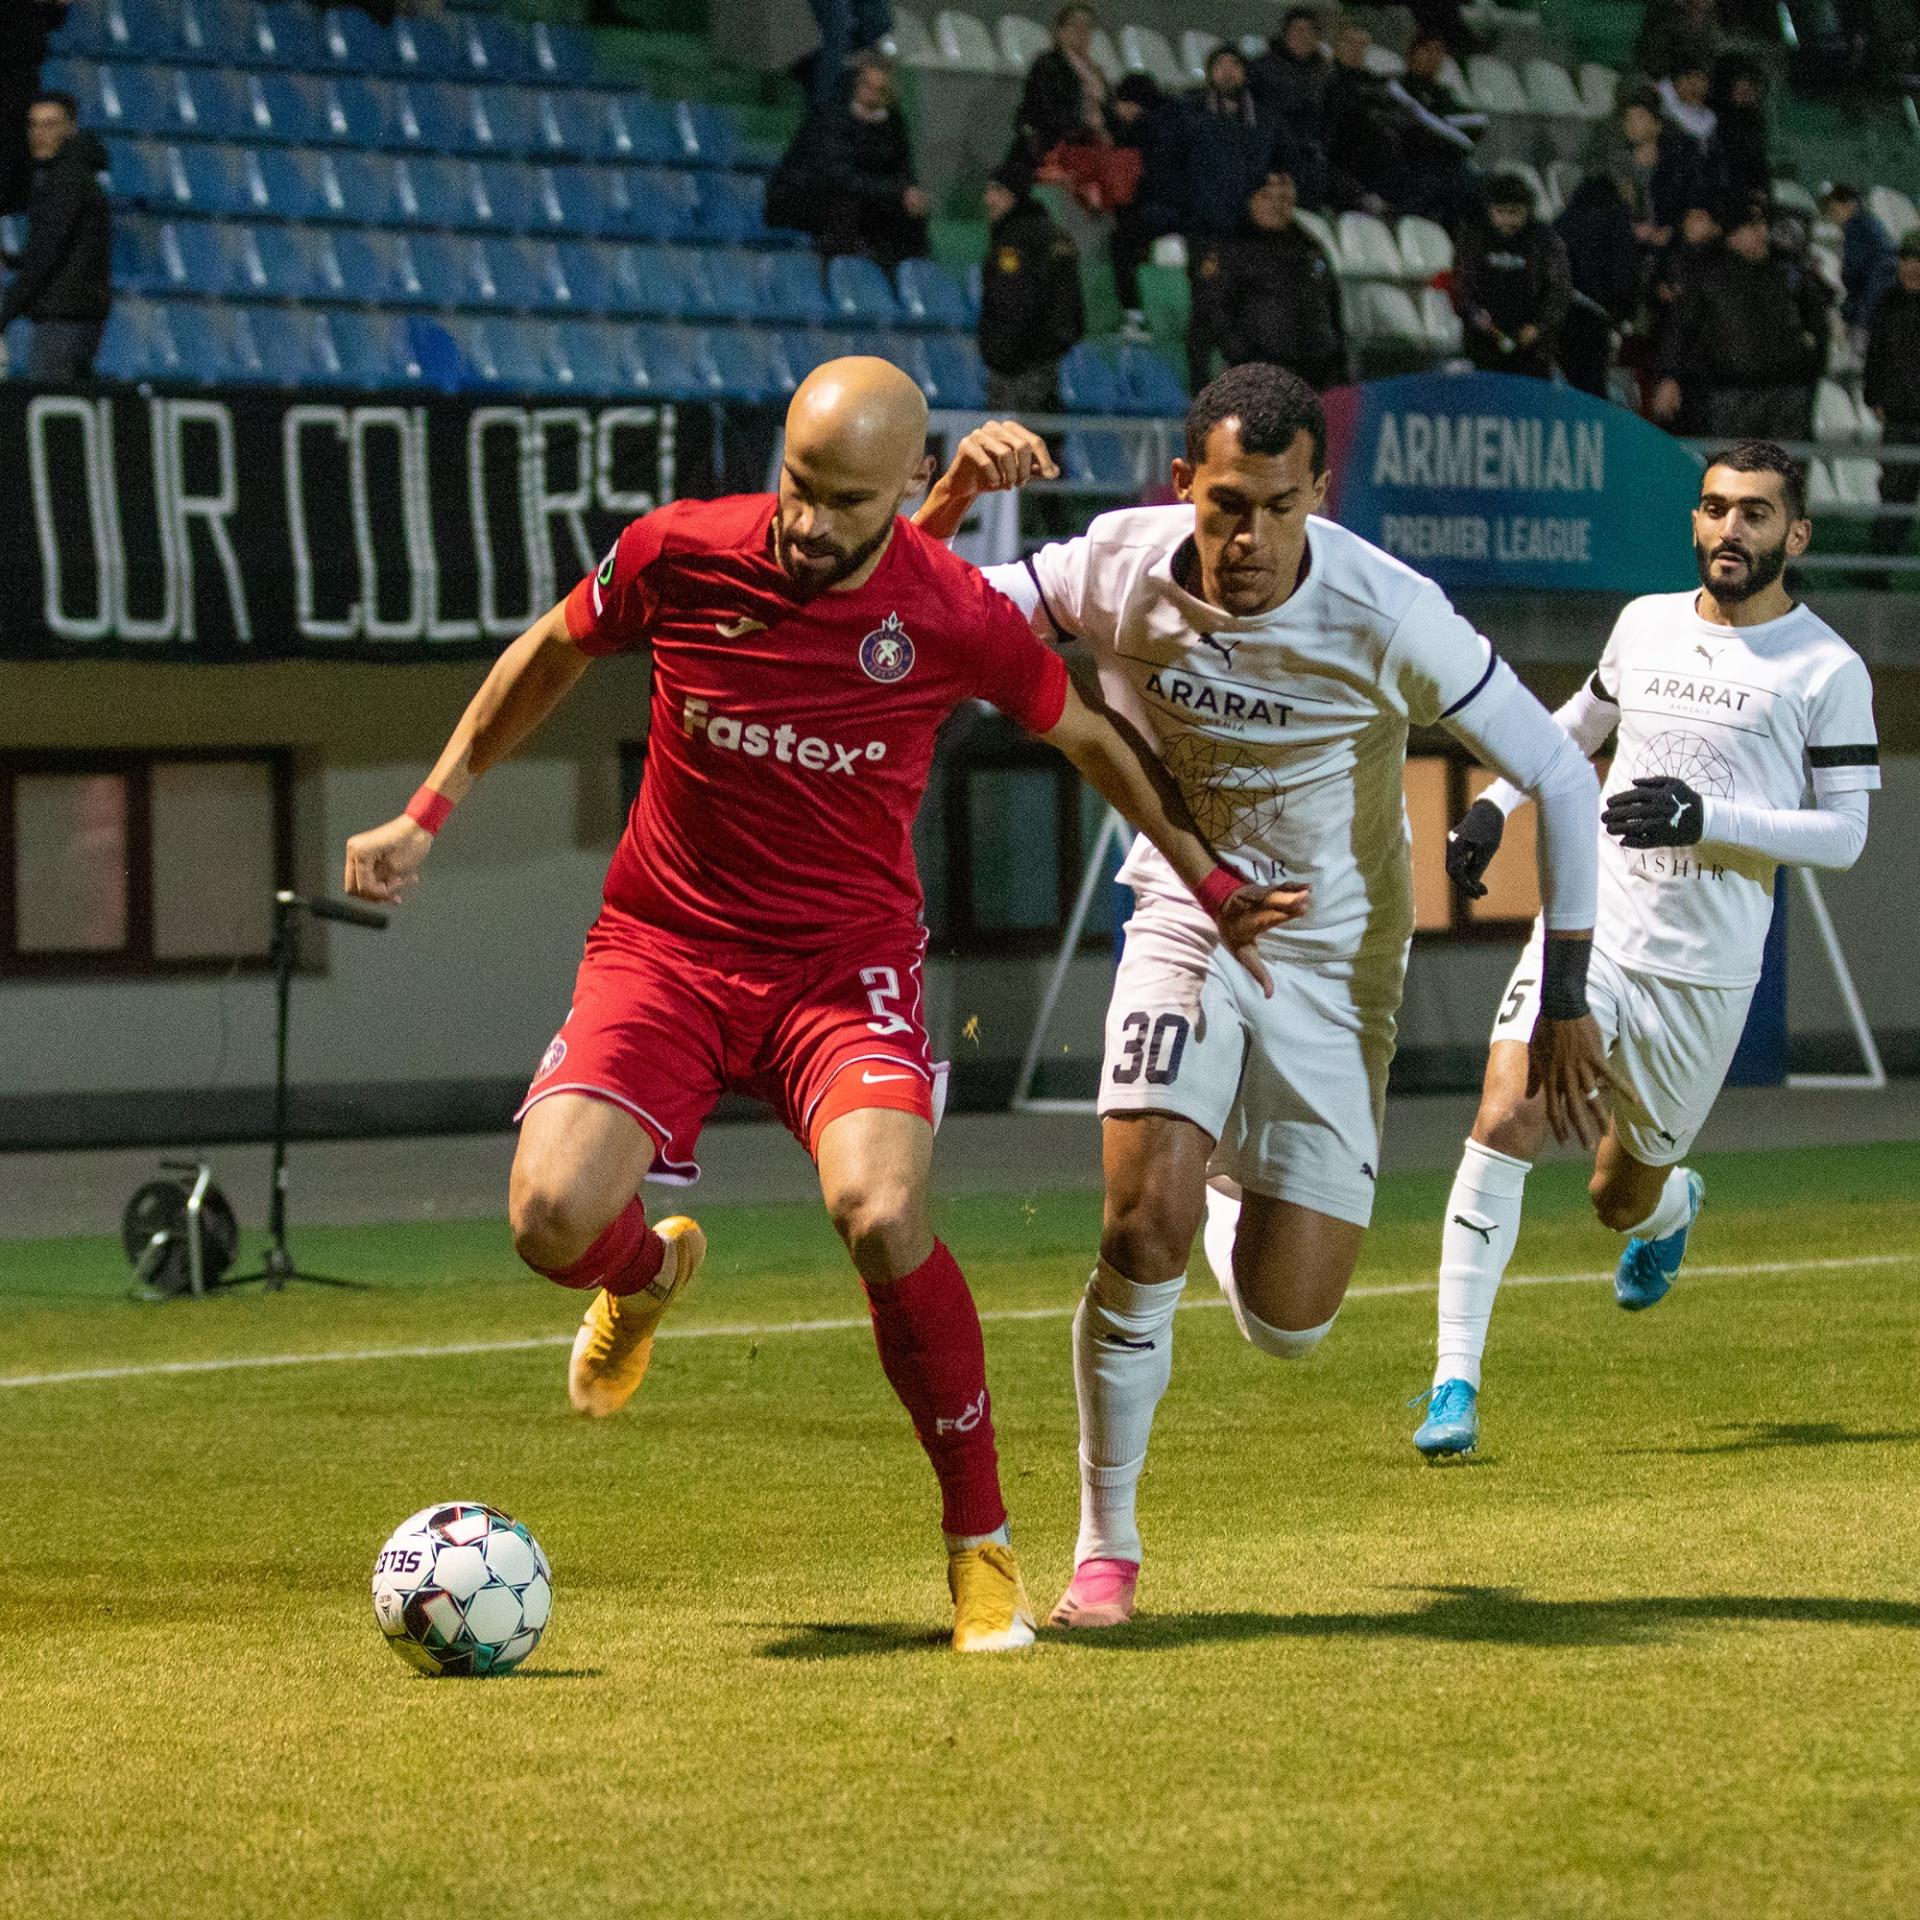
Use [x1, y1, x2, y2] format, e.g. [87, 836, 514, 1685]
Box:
[564, 493, 1070, 949]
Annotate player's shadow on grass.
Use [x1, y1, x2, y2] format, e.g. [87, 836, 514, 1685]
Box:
[1613, 1420, 1920, 1457]
[756, 1587, 1920, 1660]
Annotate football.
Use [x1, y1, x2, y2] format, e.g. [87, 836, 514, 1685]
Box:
[370, 1502, 553, 1677]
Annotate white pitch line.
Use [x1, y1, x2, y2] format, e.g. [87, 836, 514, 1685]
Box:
[0, 1250, 1912, 1394]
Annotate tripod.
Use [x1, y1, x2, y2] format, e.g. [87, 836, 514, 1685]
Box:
[229, 891, 389, 1292]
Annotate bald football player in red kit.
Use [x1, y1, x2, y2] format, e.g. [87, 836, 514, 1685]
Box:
[343, 357, 1303, 1651]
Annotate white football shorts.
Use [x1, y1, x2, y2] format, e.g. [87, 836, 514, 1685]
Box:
[1098, 900, 1403, 1227]
[1489, 921, 1755, 1166]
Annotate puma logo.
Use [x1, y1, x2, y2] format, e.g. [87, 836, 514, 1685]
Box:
[716, 615, 767, 639]
[1452, 1214, 1495, 1245]
[1669, 795, 1690, 827]
[1693, 643, 1719, 667]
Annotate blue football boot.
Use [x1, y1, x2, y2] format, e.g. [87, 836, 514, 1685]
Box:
[1412, 1377, 1479, 1458]
[1614, 1169, 1705, 1312]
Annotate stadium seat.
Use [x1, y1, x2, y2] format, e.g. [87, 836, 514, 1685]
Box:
[179, 0, 255, 66]
[48, 1, 111, 59]
[158, 297, 239, 383]
[1120, 26, 1185, 92]
[1467, 56, 1531, 115]
[529, 20, 595, 88]
[705, 325, 795, 402]
[471, 88, 542, 159]
[1113, 343, 1186, 415]
[600, 98, 685, 167]
[111, 213, 170, 293]
[460, 316, 565, 393]
[548, 239, 620, 314]
[468, 14, 534, 85]
[468, 160, 540, 231]
[933, 10, 1006, 73]
[759, 251, 832, 325]
[249, 4, 327, 72]
[1869, 186, 1919, 242]
[691, 171, 769, 245]
[1358, 282, 1429, 346]
[542, 317, 621, 393]
[886, 9, 939, 65]
[95, 297, 184, 381]
[91, 64, 179, 139]
[246, 72, 330, 145]
[676, 103, 738, 170]
[1806, 457, 1841, 508]
[185, 142, 273, 217]
[392, 156, 475, 228]
[478, 237, 553, 310]
[392, 82, 481, 156]
[393, 13, 480, 81]
[1771, 177, 1819, 218]
[1523, 59, 1587, 119]
[1420, 285, 1463, 352]
[1396, 215, 1454, 280]
[324, 76, 401, 148]
[610, 166, 703, 242]
[321, 6, 399, 76]
[895, 257, 972, 329]
[1833, 456, 1881, 506]
[319, 150, 401, 225]
[168, 217, 246, 297]
[603, 243, 690, 317]
[632, 323, 717, 397]
[1295, 208, 1340, 269]
[1063, 427, 1138, 489]
[251, 222, 343, 301]
[1579, 63, 1618, 119]
[997, 14, 1050, 71]
[330, 227, 412, 304]
[826, 254, 902, 325]
[1179, 30, 1220, 82]
[1338, 212, 1405, 279]
[1814, 378, 1866, 443]
[251, 307, 336, 386]
[99, 0, 187, 62]
[1547, 160, 1583, 213]
[106, 135, 178, 208]
[918, 332, 987, 409]
[695, 246, 763, 320]
[1087, 27, 1123, 80]
[1059, 341, 1122, 413]
[1363, 44, 1406, 77]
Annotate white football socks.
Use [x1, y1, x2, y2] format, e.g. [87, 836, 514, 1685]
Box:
[1072, 1260, 1184, 1568]
[1622, 1166, 1693, 1243]
[1433, 1138, 1532, 1390]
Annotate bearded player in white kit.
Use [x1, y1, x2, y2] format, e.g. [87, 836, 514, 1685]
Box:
[1400, 440, 1879, 1459]
[918, 364, 1608, 1626]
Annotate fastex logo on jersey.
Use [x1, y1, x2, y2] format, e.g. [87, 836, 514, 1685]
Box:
[590, 542, 617, 617]
[682, 696, 889, 775]
[858, 612, 915, 684]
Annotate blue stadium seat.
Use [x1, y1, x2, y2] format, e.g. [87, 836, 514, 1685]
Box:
[49, 3, 111, 59]
[549, 239, 619, 313]
[209, 304, 276, 383]
[537, 166, 617, 237]
[469, 87, 540, 158]
[696, 246, 763, 321]
[675, 103, 738, 169]
[704, 326, 794, 402]
[105, 137, 177, 209]
[920, 333, 988, 410]
[1063, 428, 1137, 489]
[38, 56, 96, 111]
[249, 4, 327, 72]
[406, 84, 488, 157]
[530, 21, 595, 87]
[895, 258, 971, 330]
[392, 13, 480, 81]
[605, 244, 688, 317]
[471, 160, 539, 231]
[177, 67, 256, 140]
[247, 223, 342, 301]
[287, 148, 372, 223]
[758, 252, 831, 325]
[179, 142, 267, 217]
[826, 255, 901, 326]
[169, 217, 245, 297]
[468, 15, 535, 85]
[1113, 344, 1186, 415]
[461, 316, 567, 393]
[245, 72, 329, 146]
[391, 232, 457, 305]
[321, 7, 400, 76]
[548, 92, 639, 164]
[550, 318, 629, 393]
[254, 308, 336, 387]
[777, 327, 843, 385]
[631, 323, 715, 398]
[521, 93, 576, 163]
[153, 297, 238, 383]
[179, 0, 256, 67]
[331, 227, 413, 304]
[402, 313, 474, 391]
[95, 299, 175, 381]
[613, 100, 691, 168]
[603, 167, 699, 243]
[99, 0, 188, 62]
[1058, 342, 1122, 413]
[325, 77, 401, 149]
[688, 170, 766, 244]
[110, 214, 171, 294]
[92, 64, 179, 139]
[471, 237, 549, 310]
[394, 156, 475, 229]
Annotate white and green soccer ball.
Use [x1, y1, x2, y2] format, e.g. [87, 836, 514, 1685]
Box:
[371, 1502, 552, 1677]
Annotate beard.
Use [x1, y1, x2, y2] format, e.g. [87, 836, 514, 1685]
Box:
[1695, 532, 1788, 603]
[774, 510, 898, 596]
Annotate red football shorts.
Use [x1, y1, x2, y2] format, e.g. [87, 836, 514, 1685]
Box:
[514, 908, 947, 1184]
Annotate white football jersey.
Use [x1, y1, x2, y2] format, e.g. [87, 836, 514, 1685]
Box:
[1594, 591, 1879, 986]
[986, 507, 1503, 966]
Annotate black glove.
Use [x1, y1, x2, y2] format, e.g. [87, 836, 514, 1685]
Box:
[1444, 797, 1506, 899]
[1603, 775, 1704, 848]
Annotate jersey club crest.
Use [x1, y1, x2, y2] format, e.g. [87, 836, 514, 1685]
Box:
[858, 612, 916, 684]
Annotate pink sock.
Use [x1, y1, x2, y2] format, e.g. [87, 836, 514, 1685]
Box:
[532, 1196, 665, 1298]
[863, 1241, 1008, 1539]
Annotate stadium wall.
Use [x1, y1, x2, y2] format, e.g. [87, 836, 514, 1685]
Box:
[2, 656, 1914, 1149]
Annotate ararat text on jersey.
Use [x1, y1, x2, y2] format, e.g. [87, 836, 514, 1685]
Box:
[1636, 673, 1755, 713]
[1377, 514, 1593, 565]
[1142, 668, 1293, 730]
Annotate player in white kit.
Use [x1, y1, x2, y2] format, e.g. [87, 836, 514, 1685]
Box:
[917, 365, 1608, 1625]
[1402, 441, 1879, 1459]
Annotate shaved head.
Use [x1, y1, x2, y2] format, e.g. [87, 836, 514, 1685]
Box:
[775, 357, 933, 594]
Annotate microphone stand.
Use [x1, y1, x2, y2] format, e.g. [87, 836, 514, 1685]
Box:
[228, 891, 389, 1293]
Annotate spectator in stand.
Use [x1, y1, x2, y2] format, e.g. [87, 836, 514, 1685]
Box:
[1646, 199, 1720, 425]
[1652, 198, 1830, 438]
[1110, 73, 1166, 339]
[1015, 5, 1113, 162]
[1321, 18, 1407, 214]
[1249, 8, 1334, 162]
[1555, 169, 1647, 397]
[1393, 30, 1488, 226]
[1148, 48, 1287, 388]
[977, 163, 1085, 411]
[1657, 59, 1717, 154]
[1819, 182, 1896, 338]
[1454, 173, 1571, 380]
[0, 1, 68, 218]
[765, 52, 929, 272]
[0, 91, 111, 383]
[1634, 0, 1724, 84]
[1217, 172, 1349, 390]
[1708, 56, 1771, 201]
[1862, 230, 1920, 559]
[1605, 80, 1707, 240]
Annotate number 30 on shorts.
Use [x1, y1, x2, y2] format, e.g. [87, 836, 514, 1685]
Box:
[1110, 1011, 1189, 1086]
[860, 965, 914, 1036]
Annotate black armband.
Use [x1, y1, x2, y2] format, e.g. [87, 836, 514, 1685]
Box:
[1540, 934, 1591, 1020]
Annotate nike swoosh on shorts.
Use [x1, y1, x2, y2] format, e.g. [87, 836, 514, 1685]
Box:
[861, 1071, 914, 1084]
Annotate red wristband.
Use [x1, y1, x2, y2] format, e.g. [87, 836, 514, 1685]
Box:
[406, 785, 454, 836]
[1195, 865, 1242, 917]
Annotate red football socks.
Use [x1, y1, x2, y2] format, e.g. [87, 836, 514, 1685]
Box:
[532, 1196, 666, 1298]
[862, 1240, 1008, 1539]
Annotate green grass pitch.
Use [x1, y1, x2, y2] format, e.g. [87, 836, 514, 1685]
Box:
[3, 1140, 1918, 1920]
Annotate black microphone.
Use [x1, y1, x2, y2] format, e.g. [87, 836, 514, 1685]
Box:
[275, 890, 390, 931]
